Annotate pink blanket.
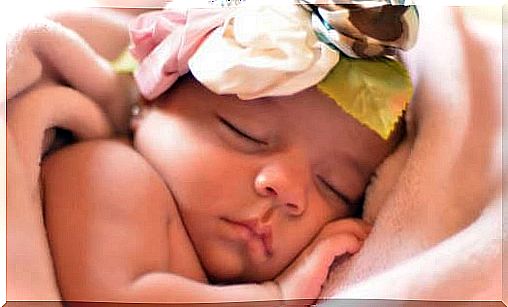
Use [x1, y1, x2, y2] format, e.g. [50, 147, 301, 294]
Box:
[322, 7, 502, 301]
[6, 5, 503, 303]
[7, 8, 136, 301]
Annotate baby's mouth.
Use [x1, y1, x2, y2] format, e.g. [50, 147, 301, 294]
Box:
[221, 218, 274, 257]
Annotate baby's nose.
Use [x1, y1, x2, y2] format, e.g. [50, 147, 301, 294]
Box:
[254, 160, 308, 216]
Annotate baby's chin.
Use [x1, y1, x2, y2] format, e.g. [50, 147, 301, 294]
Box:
[200, 245, 281, 284]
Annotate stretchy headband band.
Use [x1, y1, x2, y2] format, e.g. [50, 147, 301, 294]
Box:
[122, 1, 419, 139]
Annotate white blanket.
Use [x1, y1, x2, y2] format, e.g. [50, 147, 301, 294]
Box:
[6, 5, 503, 303]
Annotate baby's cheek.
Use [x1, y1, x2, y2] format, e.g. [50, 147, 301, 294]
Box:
[179, 149, 252, 205]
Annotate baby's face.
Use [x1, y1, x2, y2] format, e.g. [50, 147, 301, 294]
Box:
[134, 75, 394, 283]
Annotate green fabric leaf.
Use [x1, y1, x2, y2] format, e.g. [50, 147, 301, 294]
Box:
[317, 56, 413, 140]
[110, 48, 138, 74]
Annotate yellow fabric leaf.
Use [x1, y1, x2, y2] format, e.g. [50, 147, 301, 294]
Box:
[318, 56, 413, 140]
[110, 48, 138, 74]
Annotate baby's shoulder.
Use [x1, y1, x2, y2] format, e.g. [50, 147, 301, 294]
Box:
[42, 138, 156, 185]
[42, 139, 174, 216]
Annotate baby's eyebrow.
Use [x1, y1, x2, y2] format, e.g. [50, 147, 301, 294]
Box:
[345, 155, 368, 181]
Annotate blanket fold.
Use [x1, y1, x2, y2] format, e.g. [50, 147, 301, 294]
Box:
[5, 5, 503, 303]
[7, 16, 135, 133]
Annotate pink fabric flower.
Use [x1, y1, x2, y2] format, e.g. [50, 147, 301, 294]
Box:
[129, 9, 231, 100]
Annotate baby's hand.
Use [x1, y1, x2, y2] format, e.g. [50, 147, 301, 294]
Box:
[272, 218, 371, 302]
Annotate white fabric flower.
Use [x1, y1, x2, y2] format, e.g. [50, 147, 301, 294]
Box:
[188, 4, 340, 100]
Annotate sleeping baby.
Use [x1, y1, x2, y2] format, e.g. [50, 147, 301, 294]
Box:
[41, 2, 418, 304]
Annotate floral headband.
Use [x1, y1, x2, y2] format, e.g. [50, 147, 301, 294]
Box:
[120, 1, 419, 139]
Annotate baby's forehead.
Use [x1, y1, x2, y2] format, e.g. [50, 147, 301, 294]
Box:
[166, 75, 338, 115]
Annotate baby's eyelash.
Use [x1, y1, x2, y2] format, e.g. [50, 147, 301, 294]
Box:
[218, 116, 267, 145]
[318, 175, 353, 207]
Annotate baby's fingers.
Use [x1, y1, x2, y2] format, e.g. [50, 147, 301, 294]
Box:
[275, 234, 363, 300]
[317, 233, 363, 257]
[295, 234, 362, 294]
[318, 218, 372, 241]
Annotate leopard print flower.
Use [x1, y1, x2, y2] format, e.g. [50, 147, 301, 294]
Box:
[298, 0, 419, 58]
